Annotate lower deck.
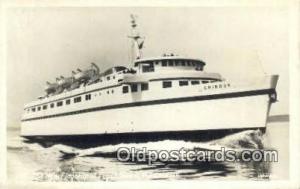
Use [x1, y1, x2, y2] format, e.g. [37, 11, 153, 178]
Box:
[21, 93, 272, 137]
[22, 75, 277, 121]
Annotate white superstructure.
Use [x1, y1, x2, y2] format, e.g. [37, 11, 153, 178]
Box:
[20, 15, 278, 142]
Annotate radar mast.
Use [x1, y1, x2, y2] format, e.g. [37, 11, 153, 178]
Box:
[128, 14, 144, 62]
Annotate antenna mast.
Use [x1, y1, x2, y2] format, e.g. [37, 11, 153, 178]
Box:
[128, 14, 144, 62]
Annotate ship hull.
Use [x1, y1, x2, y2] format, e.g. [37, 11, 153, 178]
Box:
[23, 127, 265, 148]
[21, 90, 273, 146]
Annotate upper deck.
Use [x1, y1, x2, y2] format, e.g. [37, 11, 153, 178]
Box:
[24, 56, 221, 108]
[133, 55, 205, 73]
[134, 55, 205, 65]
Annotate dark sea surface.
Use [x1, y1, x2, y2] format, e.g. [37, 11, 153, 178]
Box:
[7, 115, 289, 181]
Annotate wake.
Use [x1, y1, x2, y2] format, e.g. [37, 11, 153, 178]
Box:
[39, 129, 267, 159]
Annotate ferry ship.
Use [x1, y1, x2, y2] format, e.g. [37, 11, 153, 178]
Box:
[21, 15, 278, 147]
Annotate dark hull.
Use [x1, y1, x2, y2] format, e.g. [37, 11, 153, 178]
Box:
[22, 127, 265, 149]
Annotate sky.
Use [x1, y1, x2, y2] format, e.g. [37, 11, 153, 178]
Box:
[6, 6, 289, 128]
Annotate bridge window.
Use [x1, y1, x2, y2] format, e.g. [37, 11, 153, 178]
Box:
[202, 80, 209, 84]
[181, 61, 186, 66]
[175, 60, 180, 66]
[85, 94, 91, 100]
[37, 106, 41, 111]
[142, 63, 154, 73]
[195, 62, 204, 71]
[31, 107, 36, 112]
[131, 84, 138, 92]
[57, 101, 63, 107]
[168, 60, 174, 66]
[107, 76, 110, 81]
[162, 81, 172, 88]
[50, 103, 54, 108]
[196, 66, 203, 71]
[66, 99, 71, 105]
[179, 80, 188, 86]
[141, 83, 149, 91]
[191, 80, 200, 85]
[42, 105, 47, 110]
[74, 96, 81, 103]
[187, 61, 191, 66]
[122, 86, 129, 93]
[162, 60, 167, 67]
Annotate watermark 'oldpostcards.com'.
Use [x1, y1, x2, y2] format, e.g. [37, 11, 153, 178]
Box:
[117, 147, 278, 165]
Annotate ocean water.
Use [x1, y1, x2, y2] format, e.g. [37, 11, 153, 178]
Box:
[7, 116, 289, 182]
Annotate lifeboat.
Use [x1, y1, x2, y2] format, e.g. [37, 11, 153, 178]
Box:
[44, 63, 100, 96]
[44, 81, 58, 95]
[56, 76, 73, 89]
[73, 63, 100, 83]
[69, 81, 81, 90]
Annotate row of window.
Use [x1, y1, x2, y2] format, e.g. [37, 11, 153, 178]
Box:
[135, 60, 204, 68]
[98, 76, 124, 83]
[122, 83, 149, 94]
[105, 75, 116, 81]
[30, 94, 88, 113]
[162, 80, 212, 88]
[27, 83, 150, 113]
[26, 81, 228, 113]
[160, 60, 203, 69]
